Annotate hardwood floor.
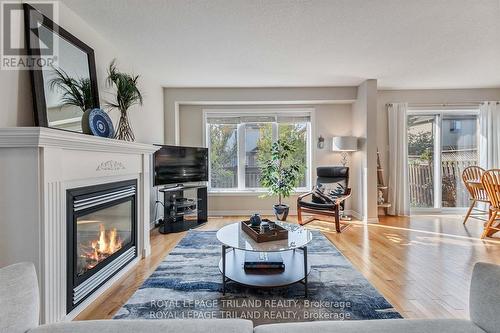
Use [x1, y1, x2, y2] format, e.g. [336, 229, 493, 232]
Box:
[76, 214, 500, 321]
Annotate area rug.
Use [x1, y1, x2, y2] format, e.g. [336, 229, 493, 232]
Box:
[114, 230, 401, 325]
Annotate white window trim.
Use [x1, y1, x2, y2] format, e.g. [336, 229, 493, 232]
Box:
[203, 108, 314, 194]
[407, 108, 480, 213]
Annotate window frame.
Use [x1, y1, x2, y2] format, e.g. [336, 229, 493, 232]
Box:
[203, 108, 313, 194]
[407, 108, 480, 213]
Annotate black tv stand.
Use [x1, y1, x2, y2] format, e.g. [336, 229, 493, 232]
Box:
[158, 184, 207, 234]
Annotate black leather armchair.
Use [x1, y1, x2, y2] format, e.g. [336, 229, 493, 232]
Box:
[297, 166, 351, 232]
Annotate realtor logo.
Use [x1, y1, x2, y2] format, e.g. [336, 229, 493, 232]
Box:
[1, 1, 59, 70]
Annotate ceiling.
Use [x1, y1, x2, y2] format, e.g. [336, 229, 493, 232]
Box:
[61, 0, 500, 89]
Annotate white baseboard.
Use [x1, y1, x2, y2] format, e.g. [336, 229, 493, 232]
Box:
[209, 209, 359, 219]
[150, 218, 162, 230]
[349, 210, 363, 221]
[209, 209, 286, 216]
[348, 210, 379, 223]
[410, 208, 469, 215]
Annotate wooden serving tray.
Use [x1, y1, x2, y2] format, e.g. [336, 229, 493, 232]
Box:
[241, 219, 288, 243]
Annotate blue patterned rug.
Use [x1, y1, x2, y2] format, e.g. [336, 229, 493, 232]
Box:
[115, 230, 401, 325]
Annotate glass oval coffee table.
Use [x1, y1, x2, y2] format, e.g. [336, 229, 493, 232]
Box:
[216, 221, 312, 297]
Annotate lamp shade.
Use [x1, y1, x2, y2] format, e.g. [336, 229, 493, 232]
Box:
[332, 136, 358, 152]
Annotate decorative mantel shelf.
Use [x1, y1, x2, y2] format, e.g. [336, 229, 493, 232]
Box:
[0, 127, 157, 153]
[0, 127, 159, 324]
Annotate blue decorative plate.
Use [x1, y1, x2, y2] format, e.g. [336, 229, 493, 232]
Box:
[82, 108, 114, 138]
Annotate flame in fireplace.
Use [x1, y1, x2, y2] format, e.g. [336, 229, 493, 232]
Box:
[81, 224, 123, 271]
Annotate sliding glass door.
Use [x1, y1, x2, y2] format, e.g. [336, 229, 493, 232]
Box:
[407, 115, 437, 208]
[407, 110, 479, 211]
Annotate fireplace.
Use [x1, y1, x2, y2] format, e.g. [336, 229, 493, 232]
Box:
[67, 180, 137, 312]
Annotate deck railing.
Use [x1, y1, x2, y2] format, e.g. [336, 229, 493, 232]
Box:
[408, 151, 477, 207]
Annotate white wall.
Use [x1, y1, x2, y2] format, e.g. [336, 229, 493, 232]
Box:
[164, 87, 357, 144]
[161, 86, 387, 219]
[177, 103, 353, 215]
[350, 79, 378, 221]
[0, 1, 164, 144]
[0, 1, 164, 227]
[377, 88, 500, 192]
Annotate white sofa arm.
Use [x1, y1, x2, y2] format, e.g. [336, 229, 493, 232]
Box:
[469, 262, 500, 333]
[0, 262, 40, 333]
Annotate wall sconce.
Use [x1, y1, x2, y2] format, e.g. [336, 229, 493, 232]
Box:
[317, 135, 325, 149]
[332, 136, 358, 166]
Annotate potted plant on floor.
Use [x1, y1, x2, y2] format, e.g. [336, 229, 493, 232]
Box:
[259, 137, 302, 221]
[106, 59, 143, 141]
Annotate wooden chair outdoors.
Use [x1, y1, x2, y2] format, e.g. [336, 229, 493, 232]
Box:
[297, 166, 351, 233]
[480, 169, 500, 239]
[462, 166, 489, 225]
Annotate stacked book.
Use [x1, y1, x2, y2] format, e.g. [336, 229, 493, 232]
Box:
[244, 251, 285, 272]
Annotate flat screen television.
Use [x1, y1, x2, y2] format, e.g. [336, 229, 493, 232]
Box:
[153, 145, 208, 186]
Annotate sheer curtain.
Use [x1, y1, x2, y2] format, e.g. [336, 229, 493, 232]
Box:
[479, 102, 500, 169]
[387, 103, 409, 216]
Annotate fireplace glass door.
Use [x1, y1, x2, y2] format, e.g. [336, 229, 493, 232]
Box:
[76, 200, 133, 276]
[67, 180, 137, 313]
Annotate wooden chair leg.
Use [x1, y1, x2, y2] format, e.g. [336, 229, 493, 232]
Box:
[297, 207, 315, 225]
[463, 200, 476, 225]
[334, 206, 341, 233]
[481, 211, 497, 239]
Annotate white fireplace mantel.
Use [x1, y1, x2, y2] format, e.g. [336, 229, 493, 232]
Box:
[0, 127, 158, 153]
[0, 127, 159, 324]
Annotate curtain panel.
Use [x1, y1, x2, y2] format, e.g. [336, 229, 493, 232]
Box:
[479, 102, 500, 169]
[387, 103, 410, 216]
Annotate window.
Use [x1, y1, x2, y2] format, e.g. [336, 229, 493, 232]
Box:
[244, 122, 272, 188]
[407, 110, 479, 209]
[208, 123, 238, 189]
[205, 111, 312, 192]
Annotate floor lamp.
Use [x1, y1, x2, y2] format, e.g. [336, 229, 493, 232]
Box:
[331, 136, 358, 220]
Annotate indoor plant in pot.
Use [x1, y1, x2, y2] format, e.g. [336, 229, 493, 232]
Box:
[106, 59, 143, 141]
[259, 137, 302, 221]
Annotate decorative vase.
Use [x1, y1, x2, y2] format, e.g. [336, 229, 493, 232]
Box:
[114, 111, 135, 141]
[260, 221, 270, 233]
[249, 213, 262, 226]
[81, 109, 92, 134]
[273, 204, 289, 221]
[82, 108, 114, 138]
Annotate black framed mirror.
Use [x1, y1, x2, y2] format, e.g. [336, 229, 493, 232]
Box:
[23, 3, 100, 133]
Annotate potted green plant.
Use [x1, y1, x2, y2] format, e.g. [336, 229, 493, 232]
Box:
[106, 59, 143, 141]
[49, 66, 93, 112]
[259, 137, 302, 221]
